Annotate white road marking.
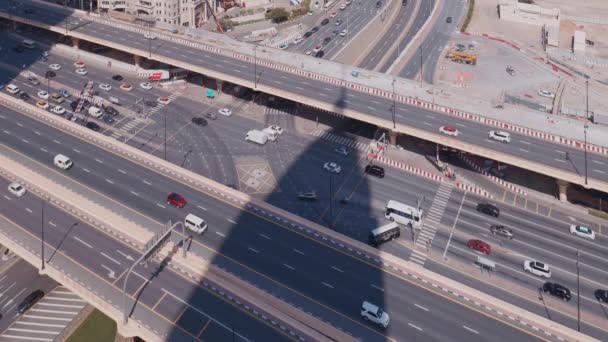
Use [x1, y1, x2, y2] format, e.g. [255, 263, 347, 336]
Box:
[408, 323, 423, 331]
[367, 106, 376, 110]
[463, 325, 479, 334]
[593, 169, 606, 174]
[592, 160, 605, 165]
[53, 139, 61, 144]
[283, 263, 295, 270]
[118, 169, 127, 174]
[21, 139, 29, 143]
[248, 247, 259, 253]
[3, 195, 10, 201]
[73, 149, 80, 153]
[293, 249, 305, 255]
[455, 123, 466, 127]
[425, 115, 435, 119]
[105, 179, 114, 184]
[94, 158, 103, 164]
[25, 208, 33, 214]
[130, 191, 139, 196]
[227, 218, 237, 224]
[415, 304, 429, 312]
[16, 123, 23, 127]
[40, 148, 47, 152]
[555, 150, 565, 154]
[215, 231, 226, 238]
[34, 131, 41, 135]
[196, 205, 207, 211]
[554, 158, 566, 163]
[331, 266, 344, 273]
[422, 122, 432, 126]
[519, 149, 529, 153]
[100, 252, 121, 265]
[48, 221, 56, 227]
[73, 236, 92, 248]
[142, 180, 151, 185]
[259, 234, 271, 240]
[371, 284, 384, 292]
[322, 282, 334, 289]
[156, 203, 166, 208]
[82, 168, 90, 173]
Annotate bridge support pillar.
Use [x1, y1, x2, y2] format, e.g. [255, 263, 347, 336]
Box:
[556, 179, 569, 202]
[217, 79, 223, 94]
[387, 130, 398, 146]
[72, 37, 80, 49]
[133, 55, 143, 68]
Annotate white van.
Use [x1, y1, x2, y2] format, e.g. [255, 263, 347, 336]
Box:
[5, 84, 19, 94]
[245, 130, 268, 145]
[185, 214, 207, 234]
[22, 39, 36, 49]
[88, 106, 103, 118]
[53, 154, 73, 170]
[262, 128, 278, 142]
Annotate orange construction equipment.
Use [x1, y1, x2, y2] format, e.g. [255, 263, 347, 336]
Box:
[446, 50, 477, 65]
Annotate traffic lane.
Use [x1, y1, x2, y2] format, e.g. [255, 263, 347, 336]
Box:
[423, 241, 608, 341]
[393, 0, 431, 74]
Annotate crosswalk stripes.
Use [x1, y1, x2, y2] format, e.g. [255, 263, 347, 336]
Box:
[265, 104, 297, 116]
[310, 130, 370, 152]
[144, 92, 181, 117]
[409, 182, 454, 267]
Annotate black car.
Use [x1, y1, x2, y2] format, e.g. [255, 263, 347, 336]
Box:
[365, 165, 385, 178]
[112, 74, 123, 81]
[27, 77, 40, 86]
[102, 114, 115, 124]
[314, 50, 325, 58]
[543, 282, 572, 301]
[335, 19, 342, 26]
[191, 117, 208, 126]
[477, 203, 499, 217]
[104, 106, 119, 116]
[86, 122, 101, 131]
[332, 30, 339, 36]
[17, 290, 44, 314]
[19, 92, 31, 101]
[490, 225, 513, 239]
[63, 111, 73, 120]
[144, 100, 158, 108]
[322, 37, 332, 45]
[205, 112, 218, 120]
[70, 100, 79, 111]
[303, 31, 313, 38]
[12, 45, 24, 53]
[376, 1, 382, 8]
[595, 289, 608, 302]
[321, 18, 330, 25]
[311, 26, 319, 33]
[446, 16, 452, 23]
[45, 71, 56, 78]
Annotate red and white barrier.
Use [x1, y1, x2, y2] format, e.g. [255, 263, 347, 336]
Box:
[459, 155, 528, 196]
[375, 156, 444, 182]
[456, 182, 494, 199]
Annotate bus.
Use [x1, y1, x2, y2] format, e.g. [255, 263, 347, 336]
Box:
[385, 200, 423, 228]
[22, 39, 36, 49]
[369, 222, 400, 247]
[323, 0, 335, 9]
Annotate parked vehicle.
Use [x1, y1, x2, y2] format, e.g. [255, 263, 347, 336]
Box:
[8, 182, 26, 197]
[262, 127, 278, 142]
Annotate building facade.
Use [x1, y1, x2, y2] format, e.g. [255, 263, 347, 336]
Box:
[100, 0, 203, 27]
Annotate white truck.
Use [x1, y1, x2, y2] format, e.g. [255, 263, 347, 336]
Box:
[262, 127, 278, 142]
[245, 130, 268, 145]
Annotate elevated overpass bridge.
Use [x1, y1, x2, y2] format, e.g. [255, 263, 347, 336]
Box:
[2, 0, 608, 198]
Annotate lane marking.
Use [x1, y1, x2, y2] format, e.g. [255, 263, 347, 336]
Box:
[105, 179, 114, 184]
[142, 180, 151, 185]
[40, 148, 48, 152]
[197, 205, 207, 211]
[553, 158, 565, 163]
[463, 325, 479, 334]
[518, 149, 529, 153]
[371, 284, 384, 292]
[322, 282, 334, 289]
[259, 233, 271, 240]
[73, 236, 92, 248]
[215, 231, 226, 238]
[422, 122, 432, 126]
[156, 203, 166, 208]
[25, 208, 33, 214]
[94, 158, 103, 164]
[293, 249, 305, 255]
[53, 139, 61, 144]
[73, 149, 80, 153]
[118, 169, 127, 174]
[592, 160, 605, 165]
[408, 323, 422, 331]
[101, 252, 121, 265]
[82, 168, 90, 173]
[283, 263, 295, 270]
[227, 218, 237, 224]
[248, 247, 259, 253]
[48, 221, 56, 227]
[331, 266, 344, 273]
[593, 169, 606, 174]
[455, 123, 466, 127]
[415, 304, 429, 312]
[130, 191, 139, 196]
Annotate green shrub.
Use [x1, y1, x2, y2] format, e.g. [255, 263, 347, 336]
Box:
[589, 209, 608, 221]
[266, 8, 289, 23]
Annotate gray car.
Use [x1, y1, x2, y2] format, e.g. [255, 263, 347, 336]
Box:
[490, 225, 513, 239]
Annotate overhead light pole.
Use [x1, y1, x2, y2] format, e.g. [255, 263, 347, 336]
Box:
[576, 249, 581, 332]
[391, 78, 396, 129]
[41, 198, 45, 270]
[253, 45, 258, 89]
[584, 124, 588, 186]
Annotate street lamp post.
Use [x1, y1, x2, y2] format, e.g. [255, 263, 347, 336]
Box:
[253, 45, 257, 89]
[329, 174, 333, 229]
[584, 124, 588, 186]
[164, 111, 167, 161]
[391, 78, 396, 129]
[41, 199, 45, 270]
[419, 45, 423, 86]
[147, 22, 152, 58]
[576, 249, 581, 332]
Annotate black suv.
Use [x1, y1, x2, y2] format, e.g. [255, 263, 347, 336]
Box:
[314, 50, 325, 58]
[595, 289, 608, 302]
[104, 106, 119, 116]
[19, 92, 31, 101]
[477, 203, 499, 218]
[365, 165, 385, 178]
[303, 31, 313, 38]
[321, 18, 330, 25]
[17, 290, 45, 314]
[543, 282, 571, 301]
[112, 74, 124, 81]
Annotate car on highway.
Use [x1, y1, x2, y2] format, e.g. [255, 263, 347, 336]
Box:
[488, 167, 505, 179]
[104, 106, 119, 116]
[467, 239, 491, 255]
[332, 30, 340, 36]
[345, 0, 352, 4]
[542, 282, 571, 301]
[323, 162, 342, 174]
[98, 83, 112, 91]
[446, 16, 452, 23]
[490, 225, 513, 239]
[37, 90, 49, 100]
[321, 18, 330, 25]
[50, 93, 64, 104]
[157, 96, 171, 105]
[293, 37, 304, 44]
[569, 224, 595, 240]
[376, 0, 382, 8]
[59, 89, 70, 98]
[112, 74, 124, 81]
[297, 190, 317, 201]
[488, 130, 511, 143]
[75, 68, 88, 76]
[595, 289, 608, 302]
[365, 165, 385, 178]
[8, 182, 26, 197]
[63, 111, 73, 120]
[340, 3, 347, 9]
[36, 100, 49, 110]
[49, 63, 61, 71]
[330, 11, 337, 18]
[167, 192, 187, 208]
[50, 105, 66, 115]
[439, 125, 459, 137]
[336, 19, 343, 26]
[27, 77, 40, 86]
[524, 260, 551, 278]
[340, 29, 348, 37]
[73, 61, 86, 68]
[322, 37, 332, 45]
[506, 65, 516, 76]
[85, 121, 100, 131]
[218, 108, 232, 116]
[268, 125, 284, 135]
[334, 146, 349, 156]
[205, 112, 218, 120]
[5, 84, 19, 94]
[305, 50, 312, 55]
[20, 92, 31, 101]
[538, 90, 555, 98]
[315, 50, 325, 58]
[45, 71, 56, 78]
[476, 202, 499, 217]
[191, 117, 208, 126]
[140, 82, 153, 90]
[303, 31, 313, 38]
[279, 43, 289, 50]
[313, 44, 323, 53]
[361, 301, 389, 328]
[17, 290, 45, 315]
[144, 32, 157, 40]
[120, 83, 133, 91]
[102, 114, 115, 124]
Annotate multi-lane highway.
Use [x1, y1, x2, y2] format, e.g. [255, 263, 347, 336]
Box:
[2, 0, 606, 194]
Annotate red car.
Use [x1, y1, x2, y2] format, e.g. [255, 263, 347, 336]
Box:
[467, 239, 491, 255]
[167, 192, 186, 208]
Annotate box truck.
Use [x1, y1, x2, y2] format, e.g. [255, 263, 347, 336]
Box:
[245, 130, 268, 145]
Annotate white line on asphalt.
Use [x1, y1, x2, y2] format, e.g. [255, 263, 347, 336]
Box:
[258, 233, 271, 240]
[554, 158, 566, 163]
[2, 130, 9, 134]
[82, 168, 90, 173]
[94, 158, 103, 164]
[248, 247, 259, 253]
[593, 169, 606, 174]
[105, 179, 114, 184]
[25, 208, 33, 214]
[414, 304, 429, 312]
[555, 149, 565, 154]
[40, 148, 47, 152]
[196, 205, 207, 211]
[73, 149, 80, 153]
[463, 325, 479, 334]
[16, 123, 23, 127]
[519, 149, 529, 153]
[48, 221, 56, 227]
[331, 266, 344, 273]
[422, 122, 432, 126]
[274, 80, 282, 84]
[156, 203, 166, 208]
[227, 218, 237, 224]
[21, 139, 29, 143]
[408, 323, 423, 331]
[130, 191, 139, 196]
[73, 236, 92, 248]
[322, 282, 334, 289]
[3, 195, 10, 201]
[100, 252, 121, 265]
[455, 123, 466, 127]
[283, 263, 295, 270]
[0, 115, 4, 119]
[142, 180, 151, 185]
[296, 86, 304, 90]
[52, 139, 60, 144]
[34, 131, 41, 135]
[367, 106, 375, 110]
[425, 115, 435, 119]
[370, 284, 384, 292]
[118, 169, 127, 174]
[293, 249, 305, 255]
[215, 231, 226, 238]
[592, 160, 605, 165]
